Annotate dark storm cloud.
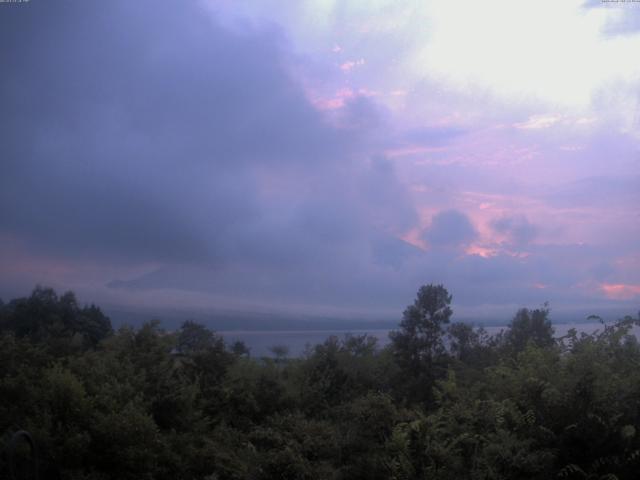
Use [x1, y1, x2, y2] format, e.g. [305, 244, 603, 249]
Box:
[0, 0, 365, 263]
[0, 1, 416, 281]
[424, 210, 477, 247]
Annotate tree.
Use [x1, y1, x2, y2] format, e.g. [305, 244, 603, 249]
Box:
[389, 284, 453, 403]
[270, 344, 290, 365]
[230, 340, 250, 357]
[176, 320, 217, 355]
[0, 286, 112, 349]
[504, 304, 555, 353]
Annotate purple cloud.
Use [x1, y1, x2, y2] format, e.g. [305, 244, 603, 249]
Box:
[424, 210, 477, 248]
[0, 0, 639, 322]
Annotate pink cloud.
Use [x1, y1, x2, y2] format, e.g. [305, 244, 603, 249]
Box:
[399, 228, 428, 251]
[465, 244, 498, 258]
[340, 58, 365, 72]
[310, 87, 378, 111]
[385, 144, 450, 158]
[514, 114, 562, 130]
[601, 283, 640, 300]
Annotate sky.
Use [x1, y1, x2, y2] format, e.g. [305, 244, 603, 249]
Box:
[1, 0, 639, 322]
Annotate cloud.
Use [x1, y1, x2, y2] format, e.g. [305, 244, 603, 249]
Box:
[340, 58, 365, 71]
[1, 0, 639, 321]
[514, 114, 562, 130]
[583, 0, 640, 36]
[424, 210, 477, 248]
[491, 215, 538, 247]
[601, 283, 640, 300]
[335, 94, 386, 132]
[403, 126, 467, 146]
[546, 176, 640, 209]
[0, 1, 371, 263]
[0, 0, 420, 311]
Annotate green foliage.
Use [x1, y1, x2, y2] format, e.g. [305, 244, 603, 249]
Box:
[504, 304, 555, 353]
[389, 284, 453, 404]
[0, 286, 112, 351]
[2, 286, 640, 479]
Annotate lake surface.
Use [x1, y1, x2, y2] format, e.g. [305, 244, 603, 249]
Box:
[219, 322, 628, 357]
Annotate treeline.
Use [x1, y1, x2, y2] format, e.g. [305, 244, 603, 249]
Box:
[1, 285, 640, 479]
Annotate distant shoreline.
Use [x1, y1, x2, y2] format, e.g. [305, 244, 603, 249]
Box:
[217, 322, 631, 357]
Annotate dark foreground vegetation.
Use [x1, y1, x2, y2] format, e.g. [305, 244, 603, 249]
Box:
[1, 286, 640, 480]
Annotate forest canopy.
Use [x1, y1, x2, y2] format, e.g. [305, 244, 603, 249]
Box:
[1, 285, 640, 479]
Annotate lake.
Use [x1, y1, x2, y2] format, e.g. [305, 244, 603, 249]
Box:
[219, 322, 629, 357]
